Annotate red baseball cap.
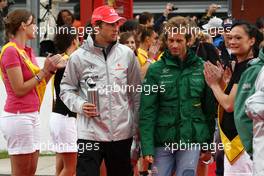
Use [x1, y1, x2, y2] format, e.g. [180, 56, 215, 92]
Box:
[91, 5, 126, 25]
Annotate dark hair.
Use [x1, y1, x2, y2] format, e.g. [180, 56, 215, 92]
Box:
[83, 20, 92, 40]
[56, 9, 74, 27]
[137, 26, 154, 43]
[139, 12, 154, 25]
[120, 20, 139, 33]
[73, 3, 80, 20]
[119, 32, 134, 44]
[256, 17, 264, 29]
[231, 20, 263, 57]
[4, 9, 33, 38]
[83, 20, 103, 40]
[54, 25, 77, 54]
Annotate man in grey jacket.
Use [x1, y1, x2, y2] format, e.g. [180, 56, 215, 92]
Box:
[60, 5, 141, 176]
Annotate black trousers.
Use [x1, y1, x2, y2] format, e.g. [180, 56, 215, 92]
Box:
[215, 128, 224, 176]
[76, 138, 133, 176]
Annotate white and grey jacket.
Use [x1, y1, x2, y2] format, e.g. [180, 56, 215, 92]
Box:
[60, 36, 141, 141]
[245, 66, 264, 120]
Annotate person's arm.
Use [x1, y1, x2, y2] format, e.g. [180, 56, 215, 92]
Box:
[59, 53, 87, 115]
[206, 4, 219, 17]
[209, 82, 237, 112]
[3, 48, 58, 97]
[140, 61, 151, 80]
[153, 3, 173, 32]
[204, 61, 236, 112]
[153, 16, 166, 33]
[43, 54, 68, 82]
[127, 52, 142, 134]
[235, 67, 259, 154]
[139, 64, 158, 159]
[139, 46, 158, 80]
[6, 67, 49, 97]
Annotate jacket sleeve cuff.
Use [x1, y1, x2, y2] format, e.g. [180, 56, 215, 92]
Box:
[142, 146, 155, 157]
[77, 99, 87, 115]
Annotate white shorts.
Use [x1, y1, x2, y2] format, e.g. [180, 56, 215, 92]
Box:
[224, 151, 253, 176]
[49, 112, 77, 153]
[0, 111, 40, 155]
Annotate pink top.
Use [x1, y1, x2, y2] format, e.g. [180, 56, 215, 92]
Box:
[0, 40, 40, 113]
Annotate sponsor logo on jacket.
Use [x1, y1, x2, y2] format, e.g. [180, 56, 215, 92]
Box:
[242, 83, 252, 90]
[114, 63, 126, 71]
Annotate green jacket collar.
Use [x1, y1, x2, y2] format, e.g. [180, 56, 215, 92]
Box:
[161, 48, 199, 68]
[259, 48, 264, 61]
[248, 48, 264, 66]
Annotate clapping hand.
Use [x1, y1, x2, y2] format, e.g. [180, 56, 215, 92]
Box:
[203, 61, 223, 87]
[49, 54, 67, 69]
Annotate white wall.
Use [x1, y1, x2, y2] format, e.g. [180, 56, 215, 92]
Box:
[0, 57, 54, 152]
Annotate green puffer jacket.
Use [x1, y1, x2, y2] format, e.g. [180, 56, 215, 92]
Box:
[234, 48, 264, 155]
[139, 49, 216, 156]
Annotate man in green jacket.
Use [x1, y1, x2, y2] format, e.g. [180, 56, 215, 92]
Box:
[139, 16, 216, 176]
[235, 48, 264, 157]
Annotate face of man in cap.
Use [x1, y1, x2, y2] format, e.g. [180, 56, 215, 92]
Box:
[91, 5, 126, 46]
[95, 21, 120, 45]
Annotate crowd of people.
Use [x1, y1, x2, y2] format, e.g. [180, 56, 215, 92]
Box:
[0, 2, 264, 176]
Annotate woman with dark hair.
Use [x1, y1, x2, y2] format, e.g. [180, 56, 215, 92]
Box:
[56, 9, 74, 27]
[119, 20, 139, 35]
[50, 25, 79, 176]
[0, 9, 63, 175]
[204, 20, 263, 175]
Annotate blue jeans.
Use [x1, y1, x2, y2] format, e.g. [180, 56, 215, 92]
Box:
[152, 146, 200, 176]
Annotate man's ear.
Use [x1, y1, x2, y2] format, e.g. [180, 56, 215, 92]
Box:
[186, 38, 192, 47]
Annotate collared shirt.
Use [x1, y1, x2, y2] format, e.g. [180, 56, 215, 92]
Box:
[0, 39, 39, 113]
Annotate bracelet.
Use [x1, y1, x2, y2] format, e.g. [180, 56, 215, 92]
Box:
[41, 69, 49, 76]
[34, 74, 42, 82]
[202, 156, 214, 165]
[146, 59, 153, 63]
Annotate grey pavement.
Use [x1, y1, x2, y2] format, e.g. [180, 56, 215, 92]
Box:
[0, 156, 55, 176]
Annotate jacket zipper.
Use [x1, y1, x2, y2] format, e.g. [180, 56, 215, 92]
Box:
[177, 69, 182, 141]
[102, 49, 114, 140]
